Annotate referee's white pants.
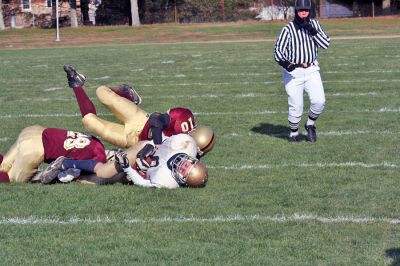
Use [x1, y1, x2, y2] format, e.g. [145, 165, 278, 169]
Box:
[282, 65, 326, 127]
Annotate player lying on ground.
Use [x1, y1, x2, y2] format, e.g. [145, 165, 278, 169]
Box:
[64, 64, 214, 154]
[0, 125, 108, 183]
[40, 134, 208, 188]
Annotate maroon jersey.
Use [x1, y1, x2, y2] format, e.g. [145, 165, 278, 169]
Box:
[42, 128, 107, 163]
[138, 107, 196, 141]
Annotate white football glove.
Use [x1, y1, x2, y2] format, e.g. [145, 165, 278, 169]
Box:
[114, 151, 130, 173]
[135, 143, 157, 173]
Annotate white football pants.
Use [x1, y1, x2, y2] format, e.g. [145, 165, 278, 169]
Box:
[281, 64, 326, 129]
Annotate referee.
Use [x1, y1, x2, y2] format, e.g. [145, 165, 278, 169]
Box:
[274, 0, 330, 142]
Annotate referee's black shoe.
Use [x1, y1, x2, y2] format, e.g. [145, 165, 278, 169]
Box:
[305, 124, 317, 142]
[288, 134, 302, 143]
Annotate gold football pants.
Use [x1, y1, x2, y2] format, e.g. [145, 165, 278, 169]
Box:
[82, 86, 149, 148]
[0, 125, 45, 183]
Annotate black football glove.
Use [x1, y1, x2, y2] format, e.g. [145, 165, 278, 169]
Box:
[135, 143, 157, 172]
[279, 60, 296, 72]
[114, 151, 129, 173]
[301, 21, 318, 36]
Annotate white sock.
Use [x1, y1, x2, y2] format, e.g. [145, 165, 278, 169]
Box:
[306, 119, 315, 126]
[290, 131, 299, 137]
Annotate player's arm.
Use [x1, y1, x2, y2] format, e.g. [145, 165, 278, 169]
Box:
[123, 167, 157, 188]
[77, 172, 130, 185]
[148, 112, 170, 146]
[311, 21, 330, 49]
[274, 27, 290, 63]
[114, 151, 157, 188]
[274, 28, 296, 72]
[93, 141, 145, 179]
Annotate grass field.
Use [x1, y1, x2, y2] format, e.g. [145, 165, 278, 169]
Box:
[1, 18, 400, 265]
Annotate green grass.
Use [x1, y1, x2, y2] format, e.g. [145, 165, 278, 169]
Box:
[1, 19, 400, 265]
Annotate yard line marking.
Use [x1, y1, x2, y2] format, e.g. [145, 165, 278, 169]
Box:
[1, 213, 400, 225]
[93, 76, 111, 80]
[0, 113, 113, 119]
[43, 87, 64, 92]
[209, 161, 400, 170]
[0, 130, 393, 142]
[2, 35, 400, 51]
[2, 107, 400, 119]
[195, 108, 400, 115]
[325, 70, 400, 74]
[137, 79, 400, 87]
[226, 130, 395, 137]
[13, 91, 382, 102]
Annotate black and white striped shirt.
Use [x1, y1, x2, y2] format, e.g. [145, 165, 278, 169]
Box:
[274, 19, 330, 65]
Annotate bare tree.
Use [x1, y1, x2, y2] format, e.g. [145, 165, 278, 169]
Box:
[0, 1, 5, 30]
[131, 0, 140, 26]
[69, 0, 78, 27]
[277, 0, 294, 19]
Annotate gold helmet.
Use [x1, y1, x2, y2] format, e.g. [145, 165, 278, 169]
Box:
[171, 154, 208, 188]
[189, 125, 216, 157]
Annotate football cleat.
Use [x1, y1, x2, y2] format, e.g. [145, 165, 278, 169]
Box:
[58, 168, 81, 183]
[63, 64, 86, 88]
[305, 124, 317, 142]
[40, 156, 66, 184]
[111, 84, 142, 105]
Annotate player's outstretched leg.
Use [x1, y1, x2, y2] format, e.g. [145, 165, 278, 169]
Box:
[64, 64, 86, 88]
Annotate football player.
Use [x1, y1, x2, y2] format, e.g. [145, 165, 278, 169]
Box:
[40, 134, 208, 189]
[0, 125, 107, 183]
[115, 134, 209, 188]
[64, 64, 213, 153]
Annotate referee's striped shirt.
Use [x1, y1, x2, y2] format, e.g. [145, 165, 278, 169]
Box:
[274, 19, 330, 65]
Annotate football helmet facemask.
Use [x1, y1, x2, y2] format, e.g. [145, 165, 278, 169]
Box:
[171, 154, 208, 188]
[189, 125, 216, 157]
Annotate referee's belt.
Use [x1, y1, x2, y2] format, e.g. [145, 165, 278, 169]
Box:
[294, 63, 312, 69]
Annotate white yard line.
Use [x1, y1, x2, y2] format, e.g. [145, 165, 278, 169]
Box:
[137, 79, 400, 87]
[1, 213, 399, 225]
[15, 91, 382, 102]
[1, 109, 399, 118]
[0, 113, 113, 119]
[0, 107, 400, 119]
[226, 130, 395, 137]
[209, 161, 400, 170]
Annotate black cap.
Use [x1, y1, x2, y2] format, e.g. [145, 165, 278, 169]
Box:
[295, 0, 311, 10]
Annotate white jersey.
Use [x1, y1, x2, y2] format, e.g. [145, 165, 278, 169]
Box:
[145, 134, 197, 188]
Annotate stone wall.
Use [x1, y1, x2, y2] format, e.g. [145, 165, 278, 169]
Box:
[2, 0, 82, 28]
